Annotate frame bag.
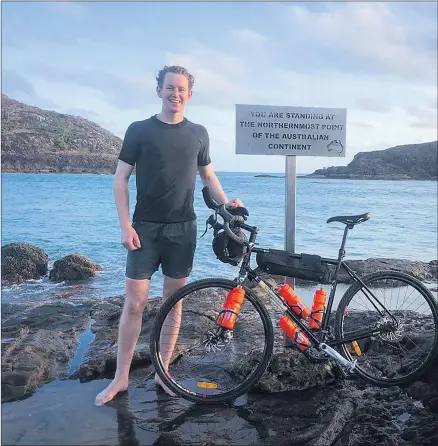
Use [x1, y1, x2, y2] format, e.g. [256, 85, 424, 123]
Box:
[256, 249, 332, 283]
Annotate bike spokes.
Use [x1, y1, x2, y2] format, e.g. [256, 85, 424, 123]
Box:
[339, 274, 437, 384]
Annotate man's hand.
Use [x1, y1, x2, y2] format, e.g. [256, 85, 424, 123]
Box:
[121, 225, 141, 251]
[225, 198, 244, 209]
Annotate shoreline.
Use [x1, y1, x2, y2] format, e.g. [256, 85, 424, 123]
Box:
[3, 170, 438, 181]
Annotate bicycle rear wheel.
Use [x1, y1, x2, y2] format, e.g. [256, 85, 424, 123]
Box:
[335, 271, 438, 386]
[150, 278, 274, 403]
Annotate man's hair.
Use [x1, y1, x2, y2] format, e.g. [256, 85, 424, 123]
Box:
[156, 65, 195, 90]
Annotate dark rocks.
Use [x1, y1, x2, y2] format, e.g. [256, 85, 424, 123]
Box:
[72, 297, 161, 382]
[1, 243, 49, 285]
[1, 243, 104, 286]
[49, 254, 103, 282]
[244, 347, 337, 393]
[336, 258, 438, 283]
[1, 300, 93, 402]
[2, 286, 438, 445]
[249, 257, 438, 285]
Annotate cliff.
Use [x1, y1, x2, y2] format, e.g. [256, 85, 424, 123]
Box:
[1, 94, 122, 174]
[308, 141, 438, 180]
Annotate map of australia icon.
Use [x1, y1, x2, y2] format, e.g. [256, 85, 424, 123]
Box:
[327, 140, 344, 154]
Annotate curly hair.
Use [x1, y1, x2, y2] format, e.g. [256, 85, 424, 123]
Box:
[156, 65, 195, 90]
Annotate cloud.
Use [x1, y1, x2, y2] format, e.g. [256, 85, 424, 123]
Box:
[405, 106, 438, 129]
[284, 3, 436, 83]
[2, 69, 36, 97]
[43, 2, 89, 18]
[165, 46, 251, 108]
[355, 97, 392, 113]
[166, 45, 245, 77]
[232, 28, 267, 44]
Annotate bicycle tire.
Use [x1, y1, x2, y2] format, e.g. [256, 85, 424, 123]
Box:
[150, 278, 275, 403]
[335, 271, 438, 387]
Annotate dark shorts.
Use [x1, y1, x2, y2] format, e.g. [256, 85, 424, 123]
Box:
[126, 220, 197, 280]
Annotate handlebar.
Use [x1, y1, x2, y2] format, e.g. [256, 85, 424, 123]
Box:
[202, 186, 247, 245]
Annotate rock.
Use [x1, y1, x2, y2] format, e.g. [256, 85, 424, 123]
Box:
[336, 258, 438, 283]
[247, 257, 438, 285]
[2, 286, 438, 445]
[72, 298, 161, 382]
[306, 140, 437, 181]
[1, 242, 49, 285]
[1, 300, 94, 402]
[50, 284, 92, 299]
[49, 254, 103, 282]
[241, 347, 337, 393]
[1, 94, 121, 174]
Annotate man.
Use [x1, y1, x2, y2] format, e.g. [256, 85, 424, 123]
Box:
[95, 65, 243, 406]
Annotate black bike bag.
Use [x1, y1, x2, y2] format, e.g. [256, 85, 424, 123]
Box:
[256, 249, 332, 282]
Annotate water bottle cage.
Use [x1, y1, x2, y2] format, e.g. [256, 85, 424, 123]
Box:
[289, 304, 305, 318]
[309, 309, 325, 321]
[293, 330, 308, 348]
[216, 309, 240, 326]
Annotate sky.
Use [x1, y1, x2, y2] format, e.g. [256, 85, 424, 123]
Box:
[2, 1, 437, 173]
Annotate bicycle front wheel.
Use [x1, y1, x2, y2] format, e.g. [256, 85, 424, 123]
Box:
[150, 278, 274, 403]
[335, 271, 438, 387]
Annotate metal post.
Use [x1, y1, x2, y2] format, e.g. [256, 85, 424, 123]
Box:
[284, 156, 296, 347]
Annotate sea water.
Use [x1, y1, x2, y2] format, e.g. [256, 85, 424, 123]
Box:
[2, 173, 437, 303]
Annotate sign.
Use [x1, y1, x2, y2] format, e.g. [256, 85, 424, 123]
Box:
[236, 104, 346, 157]
[235, 103, 348, 348]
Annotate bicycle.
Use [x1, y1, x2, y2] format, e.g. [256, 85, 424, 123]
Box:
[150, 186, 438, 403]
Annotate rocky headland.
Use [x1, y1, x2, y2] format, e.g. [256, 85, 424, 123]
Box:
[2, 242, 438, 445]
[307, 140, 438, 181]
[1, 94, 121, 174]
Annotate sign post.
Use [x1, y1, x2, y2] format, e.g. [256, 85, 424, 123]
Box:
[235, 104, 347, 346]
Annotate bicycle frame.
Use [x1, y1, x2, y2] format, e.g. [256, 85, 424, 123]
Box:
[233, 222, 394, 348]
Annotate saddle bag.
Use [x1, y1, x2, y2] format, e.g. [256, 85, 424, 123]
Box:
[256, 249, 332, 283]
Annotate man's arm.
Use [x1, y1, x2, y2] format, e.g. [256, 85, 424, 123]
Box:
[114, 160, 141, 250]
[198, 163, 243, 208]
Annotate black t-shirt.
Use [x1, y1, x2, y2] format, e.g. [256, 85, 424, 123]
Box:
[118, 115, 211, 223]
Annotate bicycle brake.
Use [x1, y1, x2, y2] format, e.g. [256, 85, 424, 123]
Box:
[200, 215, 217, 238]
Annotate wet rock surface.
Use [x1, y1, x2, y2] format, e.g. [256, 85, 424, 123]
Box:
[49, 254, 103, 282]
[3, 371, 437, 446]
[1, 300, 94, 402]
[2, 281, 438, 445]
[1, 242, 49, 285]
[72, 297, 161, 382]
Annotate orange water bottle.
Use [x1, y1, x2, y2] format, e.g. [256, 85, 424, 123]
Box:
[278, 284, 311, 320]
[216, 287, 245, 330]
[279, 315, 310, 351]
[308, 288, 327, 329]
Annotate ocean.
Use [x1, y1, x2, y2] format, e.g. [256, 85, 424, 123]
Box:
[2, 173, 437, 304]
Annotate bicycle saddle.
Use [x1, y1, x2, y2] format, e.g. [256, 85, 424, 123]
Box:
[326, 213, 371, 226]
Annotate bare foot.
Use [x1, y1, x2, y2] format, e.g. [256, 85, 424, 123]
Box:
[154, 373, 176, 397]
[94, 378, 128, 406]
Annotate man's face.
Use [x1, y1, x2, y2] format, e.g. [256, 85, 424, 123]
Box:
[157, 73, 192, 114]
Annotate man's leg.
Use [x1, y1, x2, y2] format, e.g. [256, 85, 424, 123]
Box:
[154, 220, 196, 395]
[154, 275, 187, 395]
[95, 278, 150, 406]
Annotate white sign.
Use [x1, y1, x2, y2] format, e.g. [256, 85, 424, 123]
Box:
[236, 104, 347, 157]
